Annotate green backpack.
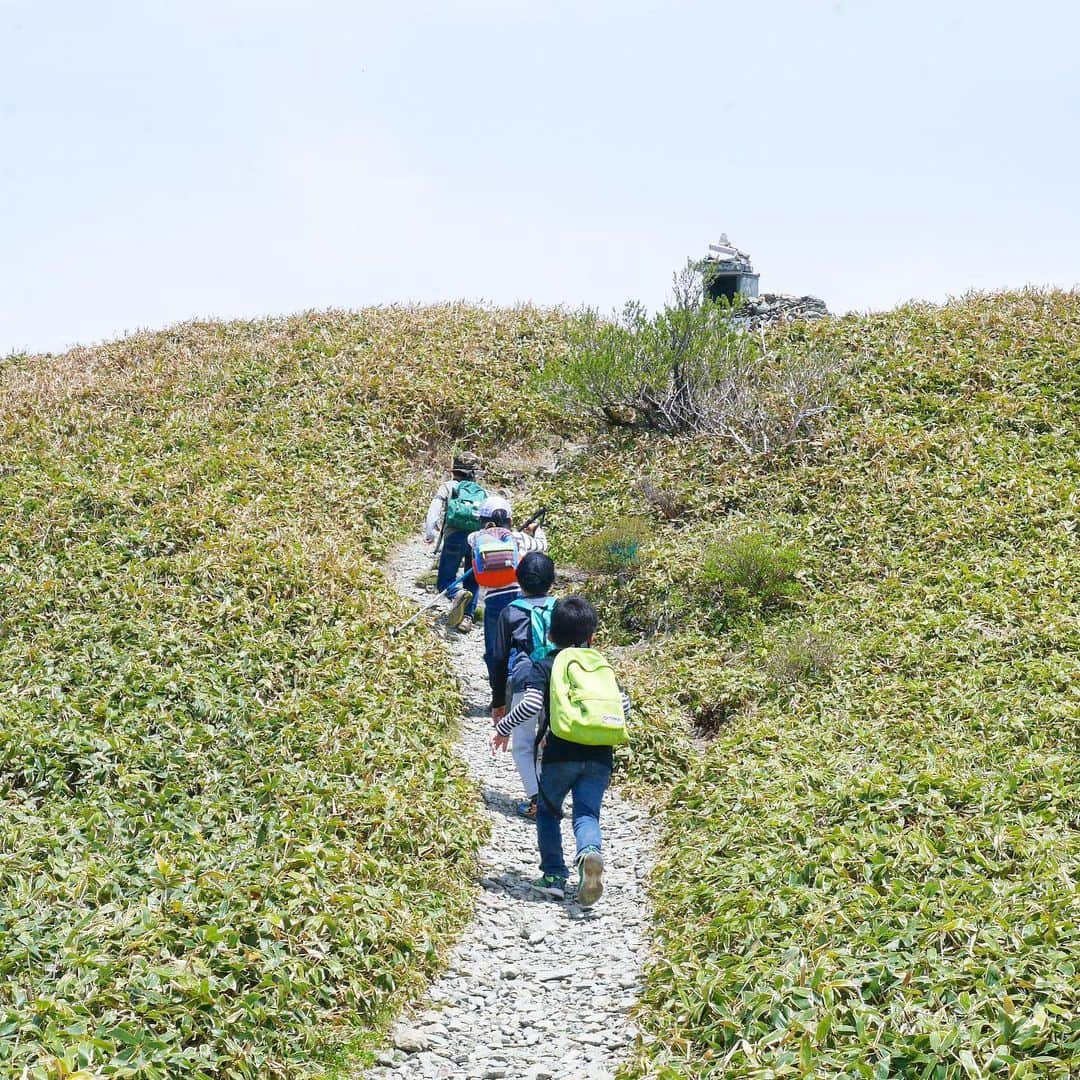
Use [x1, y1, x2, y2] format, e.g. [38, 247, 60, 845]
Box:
[548, 647, 627, 746]
[510, 597, 557, 662]
[444, 480, 487, 531]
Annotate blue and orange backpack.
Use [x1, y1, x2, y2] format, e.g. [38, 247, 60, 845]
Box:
[470, 529, 521, 589]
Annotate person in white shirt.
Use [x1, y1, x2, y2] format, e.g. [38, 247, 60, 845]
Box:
[424, 452, 483, 632]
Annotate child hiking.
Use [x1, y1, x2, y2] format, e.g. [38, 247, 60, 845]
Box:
[489, 552, 558, 820]
[491, 596, 630, 906]
[424, 452, 486, 633]
[449, 494, 548, 681]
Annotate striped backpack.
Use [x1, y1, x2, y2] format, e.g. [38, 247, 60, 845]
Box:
[470, 529, 520, 589]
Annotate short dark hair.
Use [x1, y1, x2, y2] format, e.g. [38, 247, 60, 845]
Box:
[549, 595, 598, 648]
[516, 552, 555, 596]
[481, 509, 511, 529]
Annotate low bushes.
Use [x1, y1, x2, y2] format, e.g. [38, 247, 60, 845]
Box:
[765, 627, 835, 689]
[698, 531, 803, 612]
[570, 511, 652, 574]
[537, 263, 841, 453]
[573, 515, 654, 574]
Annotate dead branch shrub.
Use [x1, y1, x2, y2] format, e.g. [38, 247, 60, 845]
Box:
[540, 264, 839, 455]
[633, 475, 686, 521]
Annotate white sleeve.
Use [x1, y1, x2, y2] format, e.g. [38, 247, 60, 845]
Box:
[424, 482, 453, 541]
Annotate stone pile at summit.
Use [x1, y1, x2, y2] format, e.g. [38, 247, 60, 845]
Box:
[700, 236, 829, 329]
[733, 292, 830, 329]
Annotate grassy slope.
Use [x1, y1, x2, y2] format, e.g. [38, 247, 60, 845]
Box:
[0, 306, 567, 1077]
[536, 291, 1079, 1077]
[4, 290, 1075, 1078]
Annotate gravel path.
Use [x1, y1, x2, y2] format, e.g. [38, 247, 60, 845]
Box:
[369, 537, 656, 1080]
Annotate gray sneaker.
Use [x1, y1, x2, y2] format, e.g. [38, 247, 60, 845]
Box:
[446, 589, 473, 627]
[577, 849, 604, 907]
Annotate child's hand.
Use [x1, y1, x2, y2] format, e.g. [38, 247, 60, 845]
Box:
[491, 706, 507, 723]
[491, 733, 510, 754]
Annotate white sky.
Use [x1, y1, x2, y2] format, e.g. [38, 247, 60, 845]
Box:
[2, 0, 1078, 355]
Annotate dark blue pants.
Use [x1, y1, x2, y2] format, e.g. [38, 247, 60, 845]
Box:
[483, 588, 520, 693]
[436, 529, 477, 618]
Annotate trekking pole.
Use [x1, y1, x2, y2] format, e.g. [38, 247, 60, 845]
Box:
[391, 569, 472, 637]
[519, 506, 549, 532]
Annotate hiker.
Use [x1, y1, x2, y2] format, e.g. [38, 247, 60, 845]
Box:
[491, 596, 630, 906]
[447, 495, 547, 658]
[424, 452, 486, 633]
[489, 551, 557, 820]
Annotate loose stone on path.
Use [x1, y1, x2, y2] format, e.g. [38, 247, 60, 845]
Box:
[369, 536, 657, 1079]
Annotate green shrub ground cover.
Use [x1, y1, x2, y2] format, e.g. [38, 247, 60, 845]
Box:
[537, 291, 1079, 1077]
[4, 289, 1076, 1078]
[0, 306, 567, 1077]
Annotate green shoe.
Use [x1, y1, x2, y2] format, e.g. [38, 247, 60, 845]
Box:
[530, 874, 567, 901]
[577, 848, 604, 907]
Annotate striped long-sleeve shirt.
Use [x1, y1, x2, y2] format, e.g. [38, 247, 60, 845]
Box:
[495, 651, 631, 766]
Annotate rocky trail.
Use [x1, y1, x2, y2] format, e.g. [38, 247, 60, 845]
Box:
[369, 537, 657, 1080]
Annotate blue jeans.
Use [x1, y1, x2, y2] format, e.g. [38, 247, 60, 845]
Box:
[436, 530, 477, 618]
[536, 759, 611, 879]
[483, 588, 520, 692]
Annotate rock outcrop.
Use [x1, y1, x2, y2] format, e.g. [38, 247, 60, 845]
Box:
[732, 293, 829, 330]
